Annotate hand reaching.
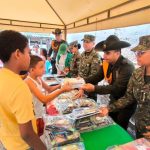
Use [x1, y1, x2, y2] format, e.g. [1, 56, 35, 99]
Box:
[81, 83, 95, 92]
[73, 89, 84, 99]
[61, 82, 72, 92]
[99, 107, 109, 117]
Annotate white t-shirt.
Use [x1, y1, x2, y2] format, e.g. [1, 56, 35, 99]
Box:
[27, 76, 46, 118]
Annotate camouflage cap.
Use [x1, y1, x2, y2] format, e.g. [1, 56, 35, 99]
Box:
[69, 40, 78, 46]
[81, 34, 95, 42]
[132, 35, 150, 51]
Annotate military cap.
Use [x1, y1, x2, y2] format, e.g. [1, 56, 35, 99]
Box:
[69, 40, 81, 50]
[81, 34, 95, 42]
[52, 28, 62, 34]
[95, 35, 130, 52]
[69, 40, 78, 47]
[132, 35, 150, 51]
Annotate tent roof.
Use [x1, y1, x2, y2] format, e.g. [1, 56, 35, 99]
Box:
[0, 0, 149, 33]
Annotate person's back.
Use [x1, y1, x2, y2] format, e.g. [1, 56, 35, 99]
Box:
[0, 30, 46, 150]
[0, 68, 37, 150]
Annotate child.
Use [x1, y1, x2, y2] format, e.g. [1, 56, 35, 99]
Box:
[25, 55, 72, 136]
[69, 40, 81, 77]
[40, 48, 52, 74]
[0, 30, 46, 150]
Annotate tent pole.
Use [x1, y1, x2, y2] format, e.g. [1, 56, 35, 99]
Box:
[64, 25, 67, 41]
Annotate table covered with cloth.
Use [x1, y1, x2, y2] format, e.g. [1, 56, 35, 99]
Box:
[81, 124, 133, 150]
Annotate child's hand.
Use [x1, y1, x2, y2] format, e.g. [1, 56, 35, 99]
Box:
[61, 82, 72, 92]
[74, 89, 84, 99]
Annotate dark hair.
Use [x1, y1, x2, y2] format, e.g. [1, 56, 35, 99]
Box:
[0, 30, 28, 63]
[74, 43, 81, 49]
[29, 55, 43, 69]
[41, 48, 47, 59]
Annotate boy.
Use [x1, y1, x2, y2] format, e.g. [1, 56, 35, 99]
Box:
[0, 30, 46, 150]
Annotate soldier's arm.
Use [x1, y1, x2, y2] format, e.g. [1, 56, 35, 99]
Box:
[84, 65, 104, 85]
[94, 63, 134, 95]
[109, 73, 136, 112]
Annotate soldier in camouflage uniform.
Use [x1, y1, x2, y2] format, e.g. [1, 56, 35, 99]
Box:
[69, 40, 81, 77]
[78, 34, 101, 78]
[100, 35, 150, 138]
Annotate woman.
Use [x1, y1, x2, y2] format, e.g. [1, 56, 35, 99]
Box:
[69, 41, 81, 77]
[56, 43, 72, 77]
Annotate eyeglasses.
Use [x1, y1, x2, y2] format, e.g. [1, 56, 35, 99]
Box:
[134, 51, 146, 57]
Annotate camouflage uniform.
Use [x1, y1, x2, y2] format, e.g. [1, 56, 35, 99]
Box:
[78, 49, 101, 78]
[109, 35, 150, 137]
[70, 52, 81, 77]
[109, 67, 150, 136]
[78, 34, 101, 78]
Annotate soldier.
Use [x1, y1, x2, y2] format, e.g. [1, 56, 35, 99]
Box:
[78, 35, 135, 129]
[69, 40, 81, 77]
[48, 28, 66, 74]
[100, 35, 150, 138]
[78, 34, 101, 78]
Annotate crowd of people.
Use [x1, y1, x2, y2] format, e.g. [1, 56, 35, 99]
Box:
[0, 28, 150, 150]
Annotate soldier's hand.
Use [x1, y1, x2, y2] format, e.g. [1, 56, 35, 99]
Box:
[81, 83, 95, 92]
[74, 89, 84, 99]
[143, 126, 150, 139]
[99, 107, 109, 117]
[61, 82, 73, 92]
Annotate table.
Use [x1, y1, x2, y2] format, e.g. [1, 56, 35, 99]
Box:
[81, 124, 133, 150]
